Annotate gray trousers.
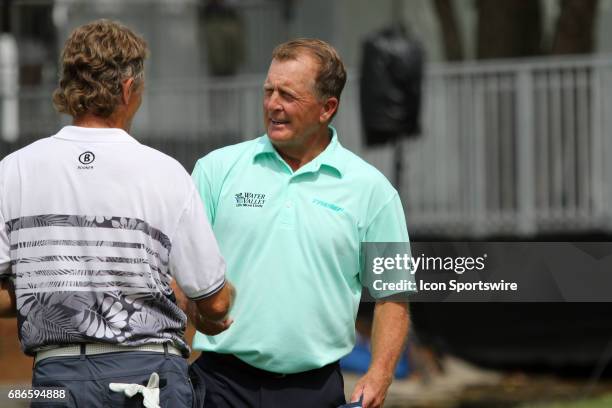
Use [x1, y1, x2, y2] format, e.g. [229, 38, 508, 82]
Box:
[31, 351, 195, 407]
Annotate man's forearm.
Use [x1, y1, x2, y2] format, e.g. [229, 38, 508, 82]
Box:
[189, 281, 236, 336]
[349, 301, 409, 406]
[0, 279, 17, 318]
[369, 301, 409, 376]
[171, 279, 189, 313]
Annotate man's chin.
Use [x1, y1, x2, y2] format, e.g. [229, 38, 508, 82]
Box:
[267, 131, 293, 145]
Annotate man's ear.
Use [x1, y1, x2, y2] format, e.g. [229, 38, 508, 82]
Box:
[320, 96, 339, 123]
[121, 77, 135, 105]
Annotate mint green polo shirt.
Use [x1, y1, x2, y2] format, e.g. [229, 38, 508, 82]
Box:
[191, 127, 409, 374]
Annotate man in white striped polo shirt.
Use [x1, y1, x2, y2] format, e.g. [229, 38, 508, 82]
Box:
[0, 19, 234, 407]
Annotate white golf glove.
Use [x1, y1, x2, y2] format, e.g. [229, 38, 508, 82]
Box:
[109, 372, 161, 408]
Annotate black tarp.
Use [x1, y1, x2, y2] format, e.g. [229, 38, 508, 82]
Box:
[360, 24, 424, 146]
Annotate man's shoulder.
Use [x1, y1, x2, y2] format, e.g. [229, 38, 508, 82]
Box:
[0, 135, 189, 182]
[194, 137, 261, 172]
[128, 144, 196, 195]
[137, 143, 189, 173]
[0, 137, 55, 165]
[337, 144, 395, 191]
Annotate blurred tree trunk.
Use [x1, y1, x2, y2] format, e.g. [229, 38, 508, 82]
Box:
[1, 0, 12, 32]
[476, 0, 542, 59]
[551, 0, 599, 55]
[433, 0, 464, 61]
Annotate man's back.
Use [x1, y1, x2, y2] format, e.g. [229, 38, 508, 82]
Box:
[0, 126, 224, 356]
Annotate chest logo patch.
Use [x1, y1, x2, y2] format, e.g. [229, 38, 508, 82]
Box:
[235, 192, 266, 208]
[313, 198, 343, 212]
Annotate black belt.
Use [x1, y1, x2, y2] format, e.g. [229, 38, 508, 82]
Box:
[197, 351, 339, 380]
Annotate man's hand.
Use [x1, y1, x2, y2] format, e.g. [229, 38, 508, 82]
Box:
[187, 301, 233, 335]
[188, 281, 236, 336]
[350, 368, 392, 408]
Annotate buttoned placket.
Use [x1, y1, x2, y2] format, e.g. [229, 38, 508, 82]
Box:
[279, 176, 296, 228]
[271, 151, 324, 230]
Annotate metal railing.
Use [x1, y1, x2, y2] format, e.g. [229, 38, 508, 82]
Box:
[399, 57, 612, 237]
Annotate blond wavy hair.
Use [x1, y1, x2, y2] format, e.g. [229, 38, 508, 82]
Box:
[53, 19, 148, 118]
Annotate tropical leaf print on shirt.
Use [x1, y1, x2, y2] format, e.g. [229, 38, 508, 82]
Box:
[76, 296, 128, 339]
[7, 214, 188, 355]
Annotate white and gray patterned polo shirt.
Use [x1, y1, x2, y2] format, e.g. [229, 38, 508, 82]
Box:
[0, 126, 226, 356]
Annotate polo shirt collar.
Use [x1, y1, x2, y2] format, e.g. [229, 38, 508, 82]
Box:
[253, 126, 345, 177]
[52, 126, 139, 143]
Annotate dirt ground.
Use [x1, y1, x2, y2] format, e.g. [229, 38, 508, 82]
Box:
[0, 319, 32, 383]
[343, 356, 612, 408]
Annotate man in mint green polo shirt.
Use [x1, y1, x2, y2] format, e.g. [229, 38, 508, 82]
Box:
[190, 38, 410, 408]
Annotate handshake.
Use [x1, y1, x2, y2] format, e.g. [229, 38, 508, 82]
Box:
[175, 280, 237, 336]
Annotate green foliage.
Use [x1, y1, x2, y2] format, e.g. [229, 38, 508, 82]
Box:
[520, 394, 612, 408]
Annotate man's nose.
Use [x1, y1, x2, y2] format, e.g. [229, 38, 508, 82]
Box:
[265, 92, 281, 111]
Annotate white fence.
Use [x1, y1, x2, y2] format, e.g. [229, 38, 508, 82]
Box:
[2, 56, 612, 237]
[400, 57, 612, 237]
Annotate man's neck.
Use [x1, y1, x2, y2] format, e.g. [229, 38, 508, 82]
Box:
[275, 127, 331, 172]
[73, 113, 127, 131]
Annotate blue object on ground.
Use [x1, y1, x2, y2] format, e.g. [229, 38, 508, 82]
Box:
[339, 335, 410, 379]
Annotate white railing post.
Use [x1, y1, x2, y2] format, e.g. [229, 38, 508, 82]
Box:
[602, 66, 612, 229]
[472, 77, 488, 236]
[516, 67, 536, 235]
[590, 65, 605, 226]
[0, 33, 19, 143]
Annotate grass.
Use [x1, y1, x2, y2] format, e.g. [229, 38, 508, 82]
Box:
[520, 394, 612, 408]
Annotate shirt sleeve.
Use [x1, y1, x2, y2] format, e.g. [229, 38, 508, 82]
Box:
[169, 187, 226, 300]
[360, 193, 414, 299]
[364, 193, 409, 243]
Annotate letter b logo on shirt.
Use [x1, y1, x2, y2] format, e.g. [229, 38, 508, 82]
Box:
[79, 151, 95, 165]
